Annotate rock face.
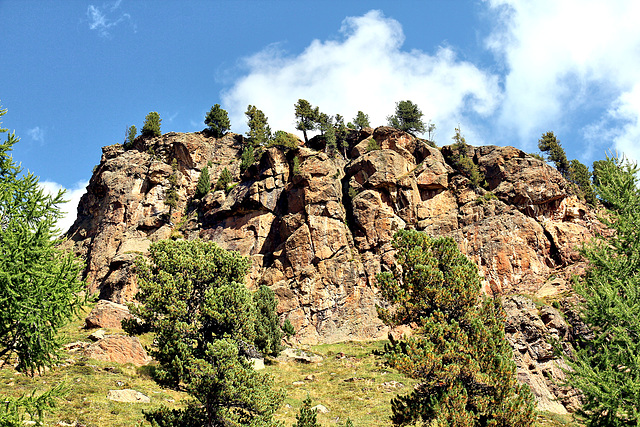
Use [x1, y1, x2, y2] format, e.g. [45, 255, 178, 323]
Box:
[503, 295, 581, 414]
[64, 126, 601, 413]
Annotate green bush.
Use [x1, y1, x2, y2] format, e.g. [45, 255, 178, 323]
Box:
[215, 167, 233, 194]
[448, 127, 485, 188]
[267, 130, 299, 151]
[365, 138, 380, 152]
[282, 318, 295, 338]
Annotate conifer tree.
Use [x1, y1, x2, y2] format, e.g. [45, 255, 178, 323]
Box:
[253, 285, 283, 356]
[142, 111, 162, 137]
[334, 114, 349, 157]
[0, 103, 84, 423]
[215, 167, 232, 193]
[568, 155, 640, 427]
[568, 159, 597, 206]
[353, 111, 370, 130]
[194, 166, 210, 199]
[447, 127, 485, 188]
[127, 239, 284, 427]
[205, 104, 231, 138]
[245, 104, 271, 146]
[377, 230, 535, 426]
[293, 395, 321, 427]
[387, 100, 426, 135]
[124, 125, 137, 150]
[267, 131, 300, 151]
[294, 99, 319, 143]
[538, 131, 569, 177]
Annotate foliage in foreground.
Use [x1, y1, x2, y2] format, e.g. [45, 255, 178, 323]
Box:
[568, 155, 640, 427]
[377, 230, 535, 426]
[0, 103, 84, 423]
[293, 395, 321, 427]
[126, 239, 284, 427]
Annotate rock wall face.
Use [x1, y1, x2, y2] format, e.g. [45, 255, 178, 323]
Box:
[64, 127, 601, 413]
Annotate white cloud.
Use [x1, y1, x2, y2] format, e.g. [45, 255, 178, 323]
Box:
[87, 1, 133, 38]
[222, 10, 500, 146]
[485, 0, 640, 161]
[27, 126, 44, 143]
[40, 180, 89, 236]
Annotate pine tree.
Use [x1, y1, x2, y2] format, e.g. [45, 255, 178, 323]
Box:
[377, 230, 535, 426]
[194, 166, 210, 199]
[253, 285, 283, 356]
[293, 395, 321, 427]
[124, 125, 137, 150]
[126, 239, 284, 427]
[447, 127, 485, 188]
[353, 111, 370, 130]
[568, 155, 640, 427]
[240, 145, 255, 173]
[245, 105, 271, 146]
[334, 114, 349, 157]
[205, 104, 230, 138]
[294, 99, 319, 143]
[568, 159, 597, 206]
[282, 318, 296, 338]
[538, 131, 569, 177]
[387, 100, 426, 135]
[0, 102, 84, 423]
[215, 167, 233, 193]
[142, 111, 162, 137]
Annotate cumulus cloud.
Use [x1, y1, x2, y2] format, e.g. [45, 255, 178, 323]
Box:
[27, 126, 44, 143]
[40, 180, 89, 236]
[485, 0, 640, 161]
[222, 10, 500, 146]
[87, 0, 133, 38]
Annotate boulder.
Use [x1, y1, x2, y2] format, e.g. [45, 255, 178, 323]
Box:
[84, 335, 151, 366]
[85, 299, 132, 330]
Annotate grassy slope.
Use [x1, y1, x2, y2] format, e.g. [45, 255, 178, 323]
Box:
[0, 305, 579, 427]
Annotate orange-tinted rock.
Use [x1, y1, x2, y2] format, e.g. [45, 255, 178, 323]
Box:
[84, 335, 151, 366]
[64, 128, 601, 348]
[85, 299, 132, 330]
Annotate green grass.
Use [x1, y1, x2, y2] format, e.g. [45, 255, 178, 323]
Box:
[0, 305, 585, 426]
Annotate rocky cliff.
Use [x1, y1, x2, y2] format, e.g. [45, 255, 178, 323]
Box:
[64, 126, 601, 413]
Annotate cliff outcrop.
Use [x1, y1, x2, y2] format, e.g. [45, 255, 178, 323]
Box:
[64, 126, 600, 413]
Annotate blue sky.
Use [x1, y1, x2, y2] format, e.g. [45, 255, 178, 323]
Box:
[2, 0, 640, 232]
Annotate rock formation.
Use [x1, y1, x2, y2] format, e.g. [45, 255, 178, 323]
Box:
[63, 126, 601, 413]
